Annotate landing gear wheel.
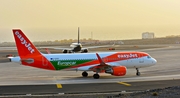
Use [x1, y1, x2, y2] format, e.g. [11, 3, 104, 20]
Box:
[136, 72, 141, 76]
[82, 71, 88, 77]
[136, 68, 141, 76]
[93, 74, 100, 79]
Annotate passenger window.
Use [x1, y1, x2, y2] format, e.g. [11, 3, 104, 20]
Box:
[147, 56, 151, 58]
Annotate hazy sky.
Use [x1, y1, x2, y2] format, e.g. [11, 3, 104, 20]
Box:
[1, 0, 180, 42]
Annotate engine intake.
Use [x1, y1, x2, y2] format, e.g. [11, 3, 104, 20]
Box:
[62, 49, 68, 53]
[81, 49, 88, 53]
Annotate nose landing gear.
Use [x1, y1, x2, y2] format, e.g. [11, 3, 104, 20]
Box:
[136, 68, 141, 76]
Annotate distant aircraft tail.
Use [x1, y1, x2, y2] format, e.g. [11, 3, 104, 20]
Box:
[12, 29, 55, 70]
[78, 27, 80, 44]
[45, 48, 51, 54]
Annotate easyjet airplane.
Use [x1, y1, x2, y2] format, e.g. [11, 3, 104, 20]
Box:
[10, 29, 157, 79]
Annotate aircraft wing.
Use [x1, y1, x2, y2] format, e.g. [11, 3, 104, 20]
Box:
[39, 47, 71, 50]
[88, 53, 114, 71]
[87, 53, 126, 76]
[0, 47, 17, 50]
[82, 44, 115, 49]
[88, 63, 111, 72]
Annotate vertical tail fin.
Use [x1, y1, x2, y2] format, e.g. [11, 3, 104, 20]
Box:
[12, 29, 55, 70]
[78, 27, 80, 44]
[45, 48, 51, 54]
[12, 29, 41, 57]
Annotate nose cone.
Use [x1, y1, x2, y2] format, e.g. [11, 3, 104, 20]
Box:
[152, 58, 157, 65]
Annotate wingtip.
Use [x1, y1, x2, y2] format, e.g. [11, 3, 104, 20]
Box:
[96, 53, 106, 65]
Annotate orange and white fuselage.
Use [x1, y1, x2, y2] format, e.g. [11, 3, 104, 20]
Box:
[10, 29, 157, 79]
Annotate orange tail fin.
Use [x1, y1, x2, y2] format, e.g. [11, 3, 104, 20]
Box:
[12, 29, 41, 57]
[12, 29, 55, 70]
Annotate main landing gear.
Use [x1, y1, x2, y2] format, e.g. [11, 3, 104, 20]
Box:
[81, 71, 100, 79]
[136, 68, 141, 76]
[82, 71, 88, 77]
[93, 73, 100, 79]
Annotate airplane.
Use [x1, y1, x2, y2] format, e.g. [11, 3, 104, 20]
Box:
[10, 29, 157, 79]
[60, 27, 83, 53]
[50, 27, 114, 53]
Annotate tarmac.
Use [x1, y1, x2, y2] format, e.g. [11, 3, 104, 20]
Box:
[0, 44, 180, 98]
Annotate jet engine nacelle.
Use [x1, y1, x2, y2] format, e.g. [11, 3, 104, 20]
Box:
[63, 50, 73, 53]
[105, 66, 126, 76]
[62, 49, 68, 53]
[81, 49, 88, 53]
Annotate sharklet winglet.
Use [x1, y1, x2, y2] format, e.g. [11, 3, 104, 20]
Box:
[96, 53, 106, 65]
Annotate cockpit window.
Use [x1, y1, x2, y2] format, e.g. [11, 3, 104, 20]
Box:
[147, 55, 152, 58]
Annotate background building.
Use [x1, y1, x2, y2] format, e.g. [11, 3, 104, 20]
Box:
[142, 32, 155, 39]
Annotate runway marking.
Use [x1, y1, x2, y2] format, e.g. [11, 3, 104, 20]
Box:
[56, 84, 62, 88]
[118, 82, 131, 86]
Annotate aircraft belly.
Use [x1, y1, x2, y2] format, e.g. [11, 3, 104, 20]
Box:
[77, 66, 92, 71]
